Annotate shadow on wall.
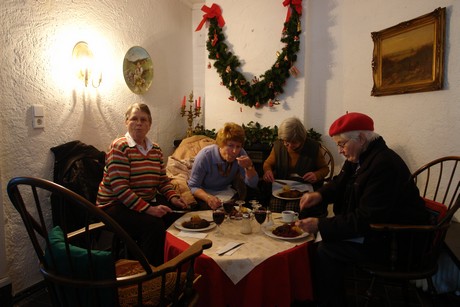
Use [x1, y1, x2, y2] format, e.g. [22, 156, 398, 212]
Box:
[304, 0, 339, 174]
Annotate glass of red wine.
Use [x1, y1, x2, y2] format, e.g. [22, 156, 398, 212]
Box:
[213, 208, 226, 236]
[254, 207, 267, 233]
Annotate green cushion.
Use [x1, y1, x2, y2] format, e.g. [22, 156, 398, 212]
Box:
[44, 226, 116, 305]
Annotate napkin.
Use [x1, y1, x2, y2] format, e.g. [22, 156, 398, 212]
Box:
[216, 242, 244, 256]
[177, 231, 208, 239]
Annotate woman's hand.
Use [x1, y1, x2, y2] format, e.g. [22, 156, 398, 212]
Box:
[206, 195, 222, 210]
[295, 217, 319, 234]
[299, 192, 322, 210]
[303, 172, 318, 183]
[236, 155, 253, 169]
[263, 170, 275, 182]
[144, 205, 172, 217]
[170, 196, 188, 209]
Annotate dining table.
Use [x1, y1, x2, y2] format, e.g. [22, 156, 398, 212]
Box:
[164, 210, 315, 307]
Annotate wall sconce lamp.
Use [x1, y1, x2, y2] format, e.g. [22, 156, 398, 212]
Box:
[72, 41, 102, 88]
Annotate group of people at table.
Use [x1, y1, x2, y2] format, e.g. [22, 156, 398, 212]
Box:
[95, 102, 429, 306]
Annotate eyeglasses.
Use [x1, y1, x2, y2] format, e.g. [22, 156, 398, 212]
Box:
[336, 139, 350, 149]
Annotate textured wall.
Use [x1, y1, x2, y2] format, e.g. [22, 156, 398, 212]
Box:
[0, 0, 194, 294]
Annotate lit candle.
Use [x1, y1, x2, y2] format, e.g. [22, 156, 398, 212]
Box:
[181, 96, 186, 108]
[197, 96, 201, 108]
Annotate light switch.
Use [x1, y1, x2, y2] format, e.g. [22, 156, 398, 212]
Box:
[33, 105, 44, 117]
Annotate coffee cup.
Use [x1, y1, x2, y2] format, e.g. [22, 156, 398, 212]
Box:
[281, 210, 299, 223]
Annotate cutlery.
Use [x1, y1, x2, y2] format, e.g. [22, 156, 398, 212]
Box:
[274, 180, 289, 186]
[171, 210, 191, 214]
[217, 243, 245, 256]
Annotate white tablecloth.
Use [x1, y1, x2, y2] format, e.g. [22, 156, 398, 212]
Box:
[167, 210, 314, 284]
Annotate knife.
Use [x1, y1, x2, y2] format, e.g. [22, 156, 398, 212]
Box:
[274, 180, 289, 186]
[217, 242, 245, 256]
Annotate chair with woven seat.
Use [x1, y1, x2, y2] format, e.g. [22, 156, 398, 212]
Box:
[7, 176, 212, 306]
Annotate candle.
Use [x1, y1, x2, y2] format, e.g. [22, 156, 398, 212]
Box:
[197, 96, 201, 108]
[181, 96, 186, 107]
[194, 99, 198, 109]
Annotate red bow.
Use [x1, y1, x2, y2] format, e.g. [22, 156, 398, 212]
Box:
[195, 3, 225, 31]
[283, 0, 303, 22]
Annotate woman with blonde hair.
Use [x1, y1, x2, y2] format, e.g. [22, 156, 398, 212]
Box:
[188, 122, 259, 210]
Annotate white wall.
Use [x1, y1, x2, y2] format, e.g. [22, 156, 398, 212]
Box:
[200, 0, 459, 174]
[0, 0, 194, 294]
[1, 0, 459, 296]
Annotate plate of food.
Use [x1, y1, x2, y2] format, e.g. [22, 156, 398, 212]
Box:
[263, 223, 309, 240]
[272, 180, 312, 200]
[273, 188, 306, 200]
[174, 214, 216, 232]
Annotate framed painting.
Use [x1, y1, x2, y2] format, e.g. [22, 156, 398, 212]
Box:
[371, 7, 446, 96]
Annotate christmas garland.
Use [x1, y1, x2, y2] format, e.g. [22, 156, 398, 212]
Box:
[195, 1, 302, 108]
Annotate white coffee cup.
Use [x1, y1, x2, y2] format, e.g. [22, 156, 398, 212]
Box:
[281, 210, 299, 223]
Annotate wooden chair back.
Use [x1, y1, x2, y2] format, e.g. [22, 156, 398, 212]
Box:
[411, 156, 460, 209]
[7, 176, 211, 306]
[320, 143, 335, 182]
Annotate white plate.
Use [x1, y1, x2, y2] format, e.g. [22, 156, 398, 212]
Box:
[272, 189, 305, 200]
[272, 180, 313, 200]
[262, 224, 309, 240]
[174, 215, 217, 232]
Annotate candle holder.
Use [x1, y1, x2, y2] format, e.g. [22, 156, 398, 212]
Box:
[180, 91, 201, 137]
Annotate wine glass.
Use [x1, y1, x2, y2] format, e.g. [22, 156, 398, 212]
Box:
[212, 208, 225, 236]
[253, 207, 267, 233]
[223, 200, 235, 220]
[249, 199, 261, 211]
[235, 200, 245, 213]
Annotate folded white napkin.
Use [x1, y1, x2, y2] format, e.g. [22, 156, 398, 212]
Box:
[216, 242, 244, 256]
[177, 231, 208, 239]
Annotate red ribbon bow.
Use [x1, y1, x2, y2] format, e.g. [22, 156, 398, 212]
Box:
[283, 0, 303, 22]
[195, 3, 225, 31]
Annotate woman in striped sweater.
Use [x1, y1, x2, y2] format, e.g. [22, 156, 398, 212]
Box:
[97, 103, 187, 265]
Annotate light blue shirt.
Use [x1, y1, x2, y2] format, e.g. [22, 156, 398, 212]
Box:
[188, 144, 259, 194]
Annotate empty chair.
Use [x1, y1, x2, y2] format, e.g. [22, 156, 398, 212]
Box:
[7, 176, 212, 306]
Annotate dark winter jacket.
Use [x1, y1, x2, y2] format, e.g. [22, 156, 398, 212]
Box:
[317, 137, 429, 243]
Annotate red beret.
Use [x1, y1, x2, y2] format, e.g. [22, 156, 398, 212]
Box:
[329, 112, 374, 136]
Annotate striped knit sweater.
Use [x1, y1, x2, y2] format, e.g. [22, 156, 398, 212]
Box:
[96, 136, 178, 212]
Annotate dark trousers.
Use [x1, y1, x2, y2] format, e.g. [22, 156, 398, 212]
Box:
[313, 240, 370, 307]
[105, 195, 182, 266]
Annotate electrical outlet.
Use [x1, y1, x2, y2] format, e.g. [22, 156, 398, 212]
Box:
[33, 117, 45, 129]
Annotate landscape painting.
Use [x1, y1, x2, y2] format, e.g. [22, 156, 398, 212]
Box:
[371, 7, 445, 96]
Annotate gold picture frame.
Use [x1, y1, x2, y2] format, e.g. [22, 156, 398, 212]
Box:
[371, 7, 446, 96]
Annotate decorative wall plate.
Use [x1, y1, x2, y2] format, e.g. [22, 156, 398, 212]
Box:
[123, 46, 153, 94]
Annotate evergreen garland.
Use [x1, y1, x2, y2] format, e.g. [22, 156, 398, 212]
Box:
[205, 2, 302, 108]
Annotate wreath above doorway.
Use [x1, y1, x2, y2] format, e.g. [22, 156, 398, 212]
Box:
[195, 1, 303, 108]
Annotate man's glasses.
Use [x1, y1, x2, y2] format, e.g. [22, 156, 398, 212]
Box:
[336, 139, 350, 149]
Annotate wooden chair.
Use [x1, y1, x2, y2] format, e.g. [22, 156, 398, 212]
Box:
[360, 195, 460, 305]
[358, 156, 460, 305]
[7, 176, 212, 306]
[411, 156, 460, 209]
[319, 143, 335, 182]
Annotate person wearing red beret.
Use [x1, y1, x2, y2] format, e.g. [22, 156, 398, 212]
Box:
[296, 112, 429, 306]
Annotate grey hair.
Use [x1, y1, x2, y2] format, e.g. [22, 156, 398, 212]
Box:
[125, 103, 152, 123]
[278, 117, 307, 143]
[340, 130, 380, 142]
